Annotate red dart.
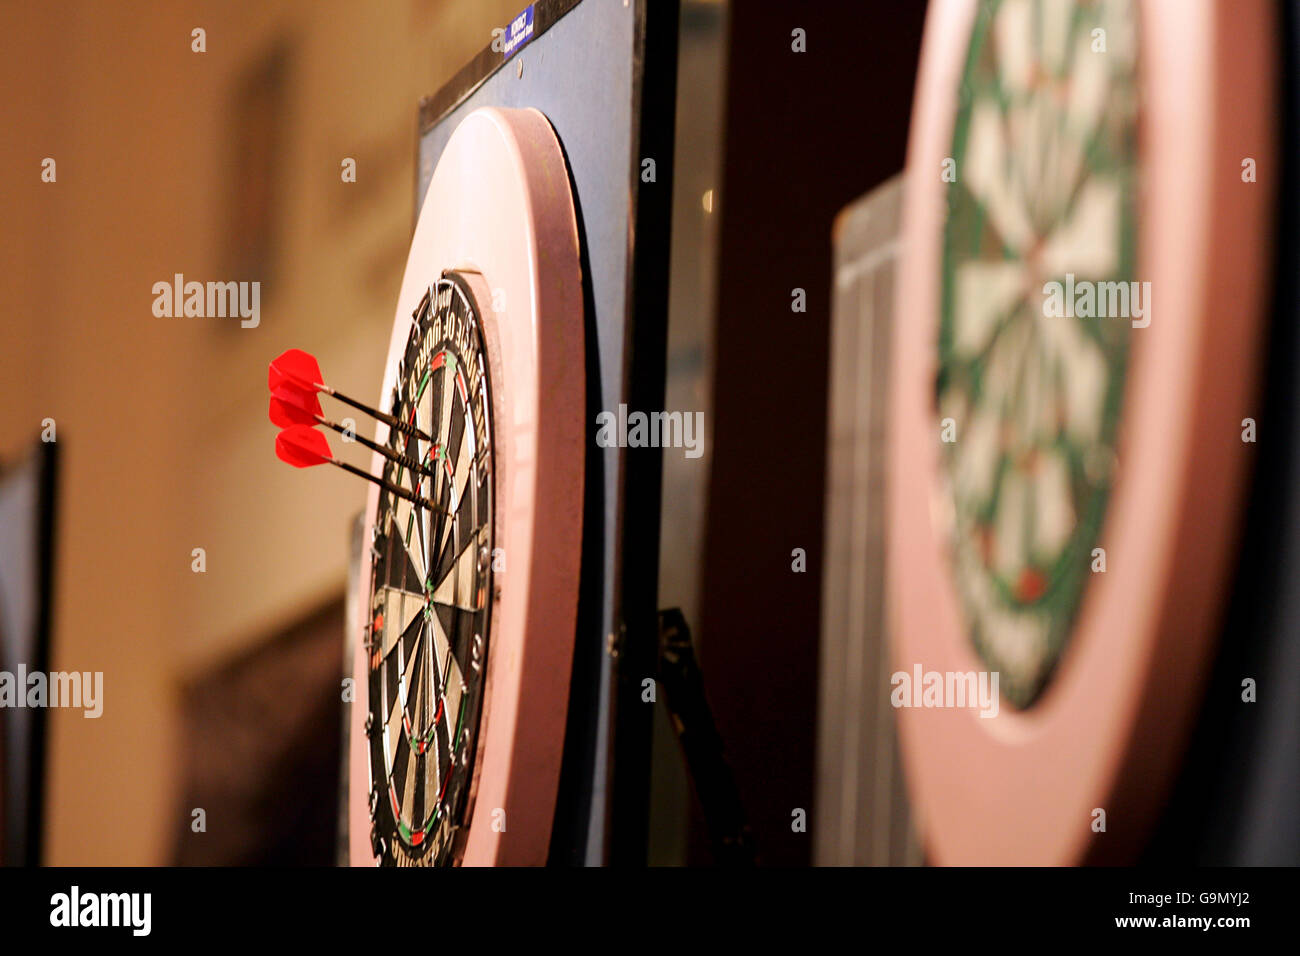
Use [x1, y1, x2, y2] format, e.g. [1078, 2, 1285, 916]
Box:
[275, 423, 331, 468]
[275, 425, 449, 514]
[269, 392, 326, 429]
[268, 348, 432, 442]
[269, 393, 439, 478]
[268, 386, 323, 427]
[268, 348, 323, 393]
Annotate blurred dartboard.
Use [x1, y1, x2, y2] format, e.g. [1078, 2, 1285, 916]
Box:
[890, 0, 1276, 864]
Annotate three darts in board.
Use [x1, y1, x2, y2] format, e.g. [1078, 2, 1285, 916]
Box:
[267, 348, 447, 513]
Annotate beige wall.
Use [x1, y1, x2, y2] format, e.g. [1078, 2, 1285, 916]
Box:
[0, 0, 520, 865]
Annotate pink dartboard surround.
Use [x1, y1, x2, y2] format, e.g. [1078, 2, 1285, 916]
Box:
[348, 107, 584, 866]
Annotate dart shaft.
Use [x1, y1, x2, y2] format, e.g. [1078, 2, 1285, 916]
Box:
[330, 457, 448, 516]
[316, 415, 439, 479]
[323, 386, 433, 443]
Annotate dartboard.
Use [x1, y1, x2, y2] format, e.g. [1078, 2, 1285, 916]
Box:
[890, 0, 1275, 864]
[347, 106, 585, 867]
[936, 0, 1138, 707]
[366, 273, 495, 866]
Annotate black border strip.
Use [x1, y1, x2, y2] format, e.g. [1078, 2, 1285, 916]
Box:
[25, 439, 56, 866]
[606, 0, 679, 866]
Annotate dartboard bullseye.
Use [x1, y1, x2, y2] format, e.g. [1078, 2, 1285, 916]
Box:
[366, 273, 495, 866]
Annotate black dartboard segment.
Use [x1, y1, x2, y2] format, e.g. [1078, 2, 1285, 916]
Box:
[365, 272, 495, 867]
